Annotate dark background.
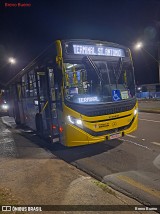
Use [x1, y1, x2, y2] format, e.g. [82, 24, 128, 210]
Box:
[0, 0, 160, 86]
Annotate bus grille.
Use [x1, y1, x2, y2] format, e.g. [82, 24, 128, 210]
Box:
[87, 104, 134, 116]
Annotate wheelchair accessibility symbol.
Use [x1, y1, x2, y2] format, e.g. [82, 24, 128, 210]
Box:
[112, 90, 121, 101]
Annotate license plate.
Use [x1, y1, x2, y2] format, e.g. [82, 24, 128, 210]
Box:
[109, 133, 121, 140]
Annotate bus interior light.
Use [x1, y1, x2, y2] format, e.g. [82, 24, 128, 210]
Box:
[67, 64, 77, 69]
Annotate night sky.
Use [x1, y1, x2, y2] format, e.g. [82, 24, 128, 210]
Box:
[0, 0, 160, 86]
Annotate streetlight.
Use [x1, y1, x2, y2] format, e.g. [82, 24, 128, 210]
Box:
[8, 57, 17, 79]
[134, 42, 143, 50]
[8, 57, 16, 64]
[134, 41, 160, 83]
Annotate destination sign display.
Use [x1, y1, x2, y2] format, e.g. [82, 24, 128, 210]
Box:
[73, 44, 125, 57]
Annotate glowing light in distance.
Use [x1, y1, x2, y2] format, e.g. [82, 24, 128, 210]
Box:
[8, 57, 16, 64]
[134, 42, 143, 50]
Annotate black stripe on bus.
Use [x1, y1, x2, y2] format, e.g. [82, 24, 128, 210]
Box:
[83, 114, 132, 123]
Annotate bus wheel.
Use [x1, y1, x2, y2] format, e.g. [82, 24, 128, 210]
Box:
[35, 113, 43, 134]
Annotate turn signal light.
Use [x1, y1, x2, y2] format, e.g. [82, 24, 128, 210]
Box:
[59, 126, 63, 133]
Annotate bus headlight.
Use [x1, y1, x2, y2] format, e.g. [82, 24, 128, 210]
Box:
[2, 104, 9, 110]
[134, 108, 138, 116]
[76, 119, 82, 125]
[67, 115, 82, 126]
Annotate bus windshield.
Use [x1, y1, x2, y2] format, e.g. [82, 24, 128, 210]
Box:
[64, 57, 135, 104]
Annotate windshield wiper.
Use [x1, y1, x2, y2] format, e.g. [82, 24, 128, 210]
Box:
[114, 57, 123, 88]
[82, 56, 103, 83]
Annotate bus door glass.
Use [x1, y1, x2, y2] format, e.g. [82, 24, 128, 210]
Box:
[37, 70, 51, 136]
[48, 67, 64, 143]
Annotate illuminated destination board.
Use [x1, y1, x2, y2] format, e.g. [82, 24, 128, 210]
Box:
[73, 44, 125, 57]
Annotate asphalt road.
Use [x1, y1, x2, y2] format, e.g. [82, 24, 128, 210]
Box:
[51, 112, 160, 206]
[138, 100, 160, 111]
[102, 112, 160, 205]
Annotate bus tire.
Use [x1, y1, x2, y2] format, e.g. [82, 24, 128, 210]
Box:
[35, 113, 43, 134]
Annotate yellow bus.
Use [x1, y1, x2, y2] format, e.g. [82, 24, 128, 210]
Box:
[10, 39, 138, 147]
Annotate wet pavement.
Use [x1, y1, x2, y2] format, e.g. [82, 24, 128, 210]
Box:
[0, 123, 17, 158]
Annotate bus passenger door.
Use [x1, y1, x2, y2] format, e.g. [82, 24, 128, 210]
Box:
[35, 69, 51, 137]
[48, 68, 64, 144]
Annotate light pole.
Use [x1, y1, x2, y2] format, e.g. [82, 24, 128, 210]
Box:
[134, 42, 160, 83]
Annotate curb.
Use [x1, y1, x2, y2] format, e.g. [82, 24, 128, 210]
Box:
[139, 109, 160, 114]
